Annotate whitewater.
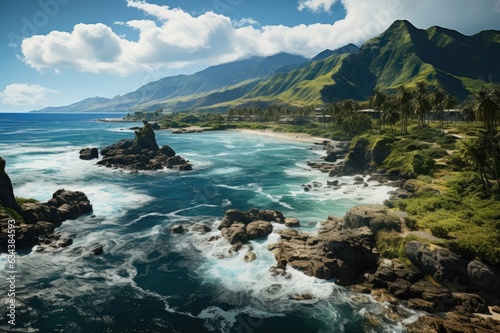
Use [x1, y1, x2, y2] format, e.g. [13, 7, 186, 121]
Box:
[0, 113, 418, 332]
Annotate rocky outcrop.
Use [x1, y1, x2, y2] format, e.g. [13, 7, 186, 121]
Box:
[0, 156, 22, 215]
[97, 121, 192, 171]
[268, 216, 379, 286]
[329, 136, 396, 177]
[79, 148, 99, 160]
[218, 208, 283, 244]
[406, 241, 500, 297]
[343, 205, 402, 233]
[0, 189, 92, 252]
[406, 312, 500, 333]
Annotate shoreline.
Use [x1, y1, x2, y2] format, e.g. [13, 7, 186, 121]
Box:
[229, 128, 331, 144]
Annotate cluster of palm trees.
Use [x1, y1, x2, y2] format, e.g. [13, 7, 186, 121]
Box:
[458, 88, 500, 191]
[370, 82, 459, 134]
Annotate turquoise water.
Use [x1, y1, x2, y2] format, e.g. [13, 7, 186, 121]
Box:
[0, 113, 414, 332]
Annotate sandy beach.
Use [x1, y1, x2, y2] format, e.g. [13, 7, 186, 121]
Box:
[230, 128, 331, 144]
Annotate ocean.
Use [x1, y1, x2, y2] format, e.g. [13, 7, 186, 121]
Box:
[0, 113, 416, 332]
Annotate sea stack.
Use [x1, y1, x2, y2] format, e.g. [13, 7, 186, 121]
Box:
[97, 121, 192, 171]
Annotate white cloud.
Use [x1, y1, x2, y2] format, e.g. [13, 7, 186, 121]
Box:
[19, 0, 500, 76]
[0, 84, 59, 106]
[233, 18, 260, 28]
[298, 0, 338, 13]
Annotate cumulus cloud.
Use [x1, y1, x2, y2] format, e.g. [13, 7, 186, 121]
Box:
[0, 83, 59, 106]
[20, 0, 500, 76]
[298, 0, 338, 13]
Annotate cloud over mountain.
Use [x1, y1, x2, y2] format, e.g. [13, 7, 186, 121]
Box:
[20, 0, 500, 76]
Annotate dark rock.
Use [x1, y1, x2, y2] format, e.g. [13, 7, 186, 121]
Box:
[467, 260, 500, 297]
[170, 224, 185, 234]
[324, 151, 337, 162]
[98, 121, 192, 171]
[406, 241, 469, 283]
[90, 244, 104, 255]
[190, 223, 212, 233]
[79, 148, 98, 160]
[0, 156, 23, 215]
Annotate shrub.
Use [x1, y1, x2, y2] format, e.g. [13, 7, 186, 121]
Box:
[430, 225, 449, 238]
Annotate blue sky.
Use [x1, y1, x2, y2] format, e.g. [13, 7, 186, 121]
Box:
[0, 0, 499, 112]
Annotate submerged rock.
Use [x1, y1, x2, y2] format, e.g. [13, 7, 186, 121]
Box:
[97, 121, 192, 171]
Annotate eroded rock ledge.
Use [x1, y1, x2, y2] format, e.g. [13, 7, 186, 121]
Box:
[213, 206, 500, 331]
[97, 121, 192, 171]
[1, 189, 92, 252]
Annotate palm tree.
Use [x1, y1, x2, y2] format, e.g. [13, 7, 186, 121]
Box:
[397, 85, 413, 134]
[474, 88, 499, 133]
[458, 137, 490, 190]
[371, 87, 387, 133]
[461, 102, 475, 123]
[443, 93, 458, 125]
[413, 82, 431, 128]
[431, 86, 446, 131]
[383, 102, 400, 131]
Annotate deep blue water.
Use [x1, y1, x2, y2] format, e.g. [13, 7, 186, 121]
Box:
[0, 113, 414, 332]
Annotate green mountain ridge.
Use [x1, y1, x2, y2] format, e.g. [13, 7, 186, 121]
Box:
[33, 20, 500, 113]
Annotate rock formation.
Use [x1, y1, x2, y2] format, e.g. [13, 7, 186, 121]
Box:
[79, 147, 99, 160]
[1, 156, 93, 252]
[218, 208, 283, 245]
[97, 121, 192, 171]
[268, 216, 379, 286]
[0, 187, 92, 252]
[0, 156, 23, 215]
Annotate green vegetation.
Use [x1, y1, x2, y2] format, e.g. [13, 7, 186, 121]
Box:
[0, 204, 23, 223]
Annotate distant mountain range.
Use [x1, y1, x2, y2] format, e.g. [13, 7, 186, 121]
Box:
[34, 20, 500, 113]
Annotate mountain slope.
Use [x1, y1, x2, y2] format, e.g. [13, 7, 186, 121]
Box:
[33, 53, 308, 113]
[34, 20, 499, 113]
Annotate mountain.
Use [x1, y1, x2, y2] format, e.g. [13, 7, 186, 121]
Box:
[218, 20, 499, 109]
[34, 53, 308, 113]
[34, 20, 499, 113]
[311, 43, 360, 62]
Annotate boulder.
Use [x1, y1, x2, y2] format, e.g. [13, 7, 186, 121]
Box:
[246, 221, 273, 240]
[324, 151, 337, 162]
[221, 223, 248, 244]
[406, 241, 469, 283]
[244, 252, 257, 263]
[467, 260, 500, 297]
[79, 148, 99, 160]
[284, 218, 300, 227]
[343, 205, 401, 233]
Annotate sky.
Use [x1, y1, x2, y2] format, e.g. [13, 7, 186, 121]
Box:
[0, 0, 499, 112]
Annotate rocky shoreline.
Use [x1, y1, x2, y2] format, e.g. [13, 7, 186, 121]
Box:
[171, 137, 500, 332]
[205, 206, 500, 331]
[1, 156, 92, 253]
